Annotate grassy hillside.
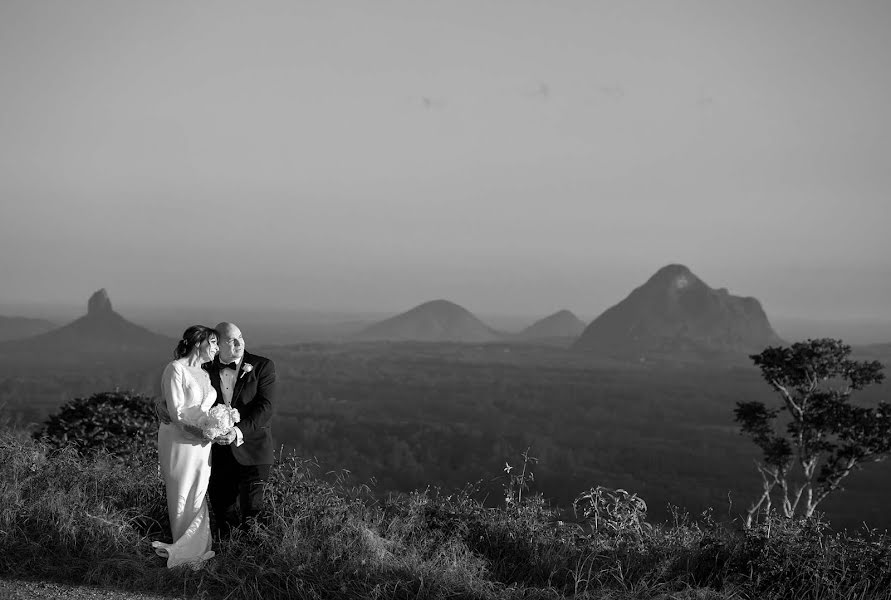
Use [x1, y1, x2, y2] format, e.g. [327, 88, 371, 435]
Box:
[3, 427, 891, 600]
[2, 341, 890, 530]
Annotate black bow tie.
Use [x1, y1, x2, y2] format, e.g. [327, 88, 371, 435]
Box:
[220, 362, 238, 371]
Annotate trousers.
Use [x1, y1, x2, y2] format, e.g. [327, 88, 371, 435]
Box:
[208, 444, 271, 536]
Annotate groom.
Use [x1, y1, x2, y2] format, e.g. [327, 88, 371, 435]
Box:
[206, 321, 277, 537]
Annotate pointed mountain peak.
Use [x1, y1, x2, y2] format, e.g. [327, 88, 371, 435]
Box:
[87, 288, 113, 316]
[645, 264, 701, 289]
[653, 263, 692, 277]
[1, 288, 172, 362]
[574, 265, 784, 360]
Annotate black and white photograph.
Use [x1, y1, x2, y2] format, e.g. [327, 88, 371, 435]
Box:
[1, 1, 890, 599]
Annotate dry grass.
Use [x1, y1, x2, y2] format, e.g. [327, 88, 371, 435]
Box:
[2, 430, 891, 600]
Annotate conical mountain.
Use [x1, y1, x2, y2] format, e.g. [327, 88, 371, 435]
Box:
[1, 289, 174, 363]
[518, 309, 586, 341]
[354, 299, 501, 343]
[573, 264, 784, 360]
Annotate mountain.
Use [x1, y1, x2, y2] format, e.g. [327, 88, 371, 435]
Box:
[0, 289, 174, 365]
[573, 264, 784, 361]
[353, 300, 502, 343]
[0, 315, 56, 342]
[517, 310, 586, 341]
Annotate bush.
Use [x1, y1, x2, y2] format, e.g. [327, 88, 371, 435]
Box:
[729, 512, 891, 598]
[33, 390, 158, 461]
[573, 486, 650, 540]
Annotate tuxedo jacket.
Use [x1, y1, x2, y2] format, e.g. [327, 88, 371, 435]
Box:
[205, 351, 276, 465]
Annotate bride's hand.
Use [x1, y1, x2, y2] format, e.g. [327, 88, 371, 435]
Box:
[181, 423, 207, 443]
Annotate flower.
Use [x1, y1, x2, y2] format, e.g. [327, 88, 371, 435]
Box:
[199, 405, 241, 439]
[239, 363, 253, 379]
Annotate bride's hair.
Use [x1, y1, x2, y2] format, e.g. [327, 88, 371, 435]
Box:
[174, 325, 216, 359]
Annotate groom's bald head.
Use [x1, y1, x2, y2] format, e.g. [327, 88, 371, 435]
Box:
[216, 322, 245, 362]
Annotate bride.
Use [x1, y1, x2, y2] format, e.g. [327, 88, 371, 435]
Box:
[152, 325, 219, 568]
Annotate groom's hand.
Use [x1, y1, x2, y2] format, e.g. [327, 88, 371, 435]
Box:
[214, 428, 237, 445]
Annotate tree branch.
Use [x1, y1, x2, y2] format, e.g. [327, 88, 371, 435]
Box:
[745, 462, 779, 528]
[812, 457, 858, 510]
[771, 380, 802, 418]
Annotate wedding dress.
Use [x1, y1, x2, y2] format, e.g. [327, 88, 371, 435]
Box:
[152, 361, 216, 568]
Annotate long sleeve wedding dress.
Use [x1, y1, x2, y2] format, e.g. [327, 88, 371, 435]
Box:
[152, 361, 216, 568]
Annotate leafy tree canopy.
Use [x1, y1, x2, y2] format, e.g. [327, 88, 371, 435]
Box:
[736, 339, 889, 525]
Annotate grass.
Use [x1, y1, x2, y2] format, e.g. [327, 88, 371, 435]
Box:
[2, 428, 891, 600]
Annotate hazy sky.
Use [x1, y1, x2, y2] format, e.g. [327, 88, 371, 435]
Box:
[1, 0, 890, 319]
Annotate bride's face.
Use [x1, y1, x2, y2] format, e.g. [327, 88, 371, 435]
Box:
[198, 336, 219, 363]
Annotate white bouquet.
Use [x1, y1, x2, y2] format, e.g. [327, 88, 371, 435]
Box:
[199, 404, 241, 440]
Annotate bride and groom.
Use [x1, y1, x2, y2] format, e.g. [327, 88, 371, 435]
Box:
[152, 322, 276, 568]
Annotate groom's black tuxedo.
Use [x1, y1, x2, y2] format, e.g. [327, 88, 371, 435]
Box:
[205, 350, 277, 535]
[205, 351, 276, 465]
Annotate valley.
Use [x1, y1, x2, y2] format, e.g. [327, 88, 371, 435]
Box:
[2, 274, 889, 532]
[4, 340, 889, 531]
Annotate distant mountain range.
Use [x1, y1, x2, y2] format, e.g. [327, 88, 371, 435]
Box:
[573, 264, 784, 361]
[0, 265, 842, 365]
[0, 315, 56, 342]
[348, 265, 789, 362]
[0, 289, 173, 365]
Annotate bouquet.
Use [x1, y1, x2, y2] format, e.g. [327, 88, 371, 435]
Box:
[199, 404, 241, 440]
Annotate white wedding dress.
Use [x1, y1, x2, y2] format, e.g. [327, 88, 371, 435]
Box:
[153, 361, 216, 568]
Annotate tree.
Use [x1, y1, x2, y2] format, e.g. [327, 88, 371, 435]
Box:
[735, 338, 889, 526]
[35, 390, 158, 461]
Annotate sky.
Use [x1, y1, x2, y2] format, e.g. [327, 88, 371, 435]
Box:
[1, 0, 890, 319]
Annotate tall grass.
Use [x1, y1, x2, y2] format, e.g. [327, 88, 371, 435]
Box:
[2, 429, 890, 599]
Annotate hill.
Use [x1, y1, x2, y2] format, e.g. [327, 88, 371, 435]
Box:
[0, 289, 174, 366]
[0, 315, 56, 342]
[573, 264, 784, 361]
[5, 415, 890, 600]
[517, 309, 586, 341]
[353, 299, 502, 343]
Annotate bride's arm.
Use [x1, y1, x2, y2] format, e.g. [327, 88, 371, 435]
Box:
[161, 363, 205, 442]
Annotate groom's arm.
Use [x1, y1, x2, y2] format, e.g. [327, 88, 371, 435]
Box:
[234, 357, 276, 437]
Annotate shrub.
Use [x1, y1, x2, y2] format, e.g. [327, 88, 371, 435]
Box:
[573, 486, 650, 540]
[33, 390, 158, 461]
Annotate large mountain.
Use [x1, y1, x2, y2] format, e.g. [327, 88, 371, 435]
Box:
[0, 289, 174, 365]
[0, 315, 56, 342]
[353, 300, 501, 343]
[517, 310, 586, 341]
[573, 264, 783, 361]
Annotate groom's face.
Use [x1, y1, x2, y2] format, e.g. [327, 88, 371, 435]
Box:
[218, 324, 245, 363]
